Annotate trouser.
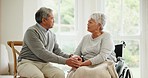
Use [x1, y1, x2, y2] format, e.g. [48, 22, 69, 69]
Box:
[17, 59, 65, 78]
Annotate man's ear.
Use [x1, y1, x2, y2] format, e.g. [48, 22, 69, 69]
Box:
[42, 18, 47, 23]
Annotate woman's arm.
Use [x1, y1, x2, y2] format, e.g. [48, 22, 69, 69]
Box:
[89, 33, 115, 65]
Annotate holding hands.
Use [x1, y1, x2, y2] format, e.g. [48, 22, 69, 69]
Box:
[66, 55, 83, 69]
[66, 55, 92, 70]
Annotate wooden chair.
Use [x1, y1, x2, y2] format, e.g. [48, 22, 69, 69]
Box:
[7, 41, 23, 77]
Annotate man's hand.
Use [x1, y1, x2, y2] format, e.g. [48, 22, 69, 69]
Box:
[66, 56, 82, 68]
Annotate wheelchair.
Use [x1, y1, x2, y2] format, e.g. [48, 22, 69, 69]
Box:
[114, 41, 133, 78]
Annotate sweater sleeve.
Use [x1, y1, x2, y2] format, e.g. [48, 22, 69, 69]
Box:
[74, 37, 84, 56]
[24, 29, 67, 64]
[89, 33, 115, 65]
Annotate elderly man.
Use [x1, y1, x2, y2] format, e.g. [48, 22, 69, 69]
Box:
[17, 7, 81, 78]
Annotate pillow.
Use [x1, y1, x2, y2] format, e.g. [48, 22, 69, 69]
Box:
[0, 44, 9, 75]
[9, 62, 14, 75]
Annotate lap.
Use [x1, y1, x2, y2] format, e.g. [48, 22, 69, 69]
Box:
[67, 61, 114, 78]
[17, 60, 44, 78]
[17, 59, 65, 78]
[41, 63, 65, 78]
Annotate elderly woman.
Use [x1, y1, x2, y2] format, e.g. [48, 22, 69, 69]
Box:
[67, 13, 118, 78]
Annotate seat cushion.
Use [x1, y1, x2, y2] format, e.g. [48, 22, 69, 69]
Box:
[0, 44, 9, 75]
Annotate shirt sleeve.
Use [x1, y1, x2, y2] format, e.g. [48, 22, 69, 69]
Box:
[89, 33, 115, 65]
[24, 29, 67, 64]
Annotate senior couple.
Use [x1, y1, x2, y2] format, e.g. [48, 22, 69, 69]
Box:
[17, 7, 118, 78]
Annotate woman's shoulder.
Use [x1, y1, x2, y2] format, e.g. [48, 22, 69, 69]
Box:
[83, 34, 91, 39]
[102, 31, 112, 37]
[100, 31, 113, 40]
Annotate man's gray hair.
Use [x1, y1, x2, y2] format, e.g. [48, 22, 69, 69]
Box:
[35, 7, 53, 24]
[90, 13, 106, 29]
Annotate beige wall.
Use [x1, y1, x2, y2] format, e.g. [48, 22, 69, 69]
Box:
[0, 0, 24, 62]
[0, 0, 38, 61]
[1, 0, 23, 44]
[0, 0, 2, 44]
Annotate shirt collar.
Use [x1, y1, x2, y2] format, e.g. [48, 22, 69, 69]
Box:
[36, 23, 48, 33]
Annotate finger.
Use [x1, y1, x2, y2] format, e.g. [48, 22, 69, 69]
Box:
[73, 56, 82, 61]
[71, 61, 82, 67]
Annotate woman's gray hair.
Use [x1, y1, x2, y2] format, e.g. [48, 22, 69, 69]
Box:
[90, 13, 106, 29]
[35, 7, 53, 24]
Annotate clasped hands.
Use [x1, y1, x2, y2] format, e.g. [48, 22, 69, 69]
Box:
[66, 55, 83, 69]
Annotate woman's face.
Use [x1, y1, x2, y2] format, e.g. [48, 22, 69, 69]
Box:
[87, 18, 100, 32]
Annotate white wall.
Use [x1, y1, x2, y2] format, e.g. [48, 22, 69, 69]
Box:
[23, 0, 38, 34]
[1, 0, 23, 44]
[0, 0, 2, 44]
[1, 0, 39, 45]
[1, 0, 23, 61]
[0, 0, 38, 61]
[140, 0, 148, 78]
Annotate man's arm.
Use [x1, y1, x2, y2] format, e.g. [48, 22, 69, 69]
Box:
[24, 29, 67, 64]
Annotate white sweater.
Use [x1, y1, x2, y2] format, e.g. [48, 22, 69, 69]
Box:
[74, 32, 116, 65]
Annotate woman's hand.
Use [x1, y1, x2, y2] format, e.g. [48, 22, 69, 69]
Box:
[80, 60, 92, 66]
[68, 55, 83, 69]
[71, 55, 83, 62]
[66, 57, 80, 68]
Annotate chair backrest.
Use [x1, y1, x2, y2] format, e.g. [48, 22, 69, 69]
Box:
[7, 41, 23, 77]
[114, 41, 126, 58]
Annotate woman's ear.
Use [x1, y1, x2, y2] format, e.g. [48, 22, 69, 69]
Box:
[98, 23, 101, 26]
[97, 23, 102, 30]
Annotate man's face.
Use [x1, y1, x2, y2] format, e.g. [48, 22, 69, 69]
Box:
[45, 13, 54, 29]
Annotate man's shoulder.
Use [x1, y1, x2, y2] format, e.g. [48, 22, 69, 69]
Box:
[24, 25, 39, 35]
[26, 24, 39, 32]
[27, 24, 37, 30]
